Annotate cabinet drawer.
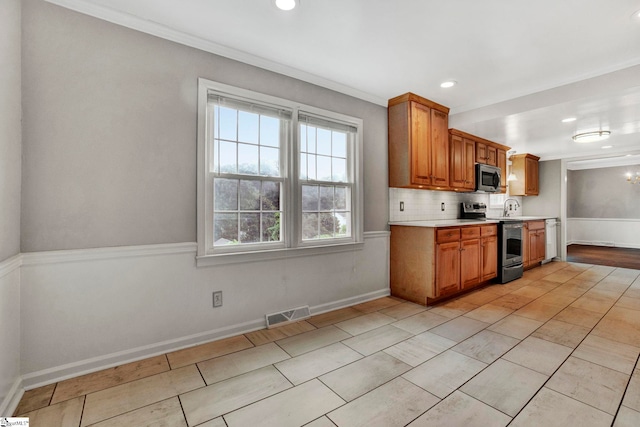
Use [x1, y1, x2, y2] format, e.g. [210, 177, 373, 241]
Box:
[481, 224, 497, 237]
[528, 220, 545, 230]
[436, 228, 460, 243]
[460, 226, 481, 240]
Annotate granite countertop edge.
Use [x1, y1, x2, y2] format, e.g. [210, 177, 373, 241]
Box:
[389, 216, 557, 228]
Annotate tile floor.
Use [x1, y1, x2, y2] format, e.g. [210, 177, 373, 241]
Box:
[13, 261, 640, 426]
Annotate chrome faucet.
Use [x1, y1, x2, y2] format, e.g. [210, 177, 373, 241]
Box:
[503, 198, 520, 217]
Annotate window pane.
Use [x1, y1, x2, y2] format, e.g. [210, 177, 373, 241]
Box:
[300, 125, 307, 152]
[261, 181, 280, 211]
[214, 178, 238, 210]
[335, 187, 347, 210]
[219, 140, 237, 174]
[260, 116, 280, 147]
[214, 213, 238, 245]
[218, 107, 237, 141]
[238, 143, 259, 175]
[260, 146, 280, 177]
[319, 213, 336, 237]
[335, 212, 350, 237]
[317, 156, 332, 181]
[307, 154, 317, 181]
[319, 186, 334, 211]
[212, 140, 219, 173]
[239, 180, 260, 210]
[307, 126, 316, 153]
[238, 111, 259, 144]
[302, 213, 319, 240]
[333, 132, 347, 158]
[302, 185, 319, 211]
[332, 158, 346, 182]
[317, 128, 331, 156]
[262, 212, 280, 242]
[300, 153, 308, 180]
[239, 213, 260, 243]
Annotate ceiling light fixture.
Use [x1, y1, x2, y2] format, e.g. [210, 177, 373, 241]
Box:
[601, 145, 613, 149]
[572, 130, 611, 143]
[561, 117, 576, 123]
[274, 0, 297, 11]
[440, 80, 457, 88]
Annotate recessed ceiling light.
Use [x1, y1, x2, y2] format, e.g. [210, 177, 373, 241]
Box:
[440, 80, 457, 89]
[561, 117, 576, 123]
[601, 145, 613, 149]
[572, 130, 611, 143]
[274, 0, 297, 11]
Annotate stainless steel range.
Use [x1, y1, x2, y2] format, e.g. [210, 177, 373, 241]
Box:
[497, 219, 524, 283]
[459, 202, 524, 284]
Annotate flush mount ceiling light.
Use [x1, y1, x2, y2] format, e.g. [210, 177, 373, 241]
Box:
[440, 80, 457, 88]
[572, 130, 611, 143]
[561, 117, 576, 123]
[274, 0, 297, 11]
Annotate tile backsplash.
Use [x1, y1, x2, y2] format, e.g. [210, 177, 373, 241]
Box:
[389, 188, 522, 222]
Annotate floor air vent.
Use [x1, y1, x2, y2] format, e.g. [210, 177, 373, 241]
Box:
[266, 305, 310, 329]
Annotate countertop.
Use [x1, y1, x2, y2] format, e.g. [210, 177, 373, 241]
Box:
[389, 216, 557, 228]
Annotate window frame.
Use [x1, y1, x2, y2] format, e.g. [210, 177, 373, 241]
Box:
[196, 78, 364, 266]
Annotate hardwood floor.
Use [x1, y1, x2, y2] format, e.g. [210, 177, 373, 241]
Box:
[567, 244, 640, 270]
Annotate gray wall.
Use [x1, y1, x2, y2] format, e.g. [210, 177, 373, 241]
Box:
[568, 165, 640, 218]
[21, 0, 388, 252]
[0, 0, 22, 262]
[522, 159, 561, 218]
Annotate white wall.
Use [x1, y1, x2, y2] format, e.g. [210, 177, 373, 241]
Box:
[0, 0, 22, 415]
[567, 218, 640, 249]
[20, 233, 389, 387]
[7, 0, 391, 407]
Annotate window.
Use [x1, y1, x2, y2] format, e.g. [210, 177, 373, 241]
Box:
[197, 79, 363, 264]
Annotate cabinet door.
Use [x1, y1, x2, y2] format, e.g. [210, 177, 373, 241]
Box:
[476, 141, 487, 164]
[497, 149, 507, 193]
[529, 229, 539, 264]
[535, 230, 546, 262]
[451, 136, 475, 190]
[430, 109, 449, 187]
[460, 238, 481, 289]
[486, 145, 497, 166]
[436, 241, 460, 297]
[410, 101, 432, 185]
[522, 223, 530, 267]
[525, 156, 539, 195]
[450, 134, 466, 189]
[481, 235, 498, 281]
[463, 138, 476, 190]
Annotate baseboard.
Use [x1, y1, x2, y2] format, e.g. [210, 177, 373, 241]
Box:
[20, 287, 390, 390]
[569, 240, 640, 249]
[0, 377, 24, 417]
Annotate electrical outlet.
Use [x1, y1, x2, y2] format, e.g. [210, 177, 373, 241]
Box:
[441, 202, 445, 211]
[400, 201, 404, 211]
[213, 291, 223, 308]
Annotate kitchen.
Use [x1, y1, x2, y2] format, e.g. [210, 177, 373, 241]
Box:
[2, 0, 640, 425]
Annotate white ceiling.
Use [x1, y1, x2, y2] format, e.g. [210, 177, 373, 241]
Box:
[47, 0, 640, 162]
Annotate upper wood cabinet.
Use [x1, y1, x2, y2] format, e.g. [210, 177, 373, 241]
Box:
[449, 134, 475, 191]
[497, 148, 507, 194]
[509, 153, 540, 196]
[388, 93, 450, 189]
[449, 129, 510, 193]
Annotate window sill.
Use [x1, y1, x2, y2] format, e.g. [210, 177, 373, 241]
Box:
[196, 241, 365, 267]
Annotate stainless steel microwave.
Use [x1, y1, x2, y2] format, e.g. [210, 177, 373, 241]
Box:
[475, 163, 501, 192]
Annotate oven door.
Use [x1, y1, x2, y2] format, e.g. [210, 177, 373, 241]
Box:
[502, 222, 523, 266]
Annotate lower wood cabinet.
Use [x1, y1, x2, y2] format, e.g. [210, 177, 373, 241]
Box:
[523, 220, 545, 268]
[390, 224, 498, 305]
